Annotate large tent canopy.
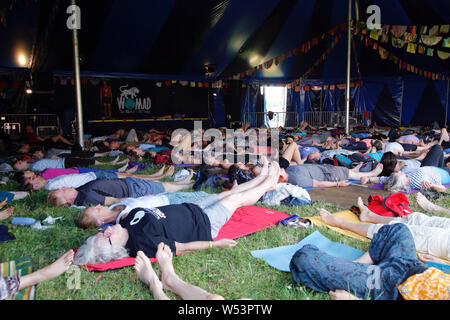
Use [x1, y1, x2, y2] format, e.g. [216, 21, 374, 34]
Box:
[0, 0, 449, 129]
[1, 0, 448, 79]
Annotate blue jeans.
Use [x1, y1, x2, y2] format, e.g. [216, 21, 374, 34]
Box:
[125, 177, 165, 196]
[289, 224, 428, 300]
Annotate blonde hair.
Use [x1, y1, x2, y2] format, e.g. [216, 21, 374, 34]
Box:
[47, 190, 68, 207]
[76, 208, 96, 229]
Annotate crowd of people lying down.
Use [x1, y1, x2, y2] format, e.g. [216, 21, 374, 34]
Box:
[0, 120, 449, 300]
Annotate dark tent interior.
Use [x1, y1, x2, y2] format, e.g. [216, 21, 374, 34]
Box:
[0, 0, 449, 136]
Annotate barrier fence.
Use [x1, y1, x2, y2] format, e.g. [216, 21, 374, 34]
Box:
[302, 111, 370, 128]
[243, 112, 298, 128]
[0, 113, 60, 137]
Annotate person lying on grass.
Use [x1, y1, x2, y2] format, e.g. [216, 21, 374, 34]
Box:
[20, 165, 175, 192]
[361, 145, 450, 193]
[290, 223, 449, 300]
[12, 155, 128, 172]
[72, 157, 279, 265]
[319, 194, 450, 260]
[0, 250, 74, 300]
[76, 191, 211, 229]
[47, 171, 194, 207]
[134, 243, 224, 300]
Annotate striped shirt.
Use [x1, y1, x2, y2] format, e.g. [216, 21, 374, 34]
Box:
[380, 166, 442, 189]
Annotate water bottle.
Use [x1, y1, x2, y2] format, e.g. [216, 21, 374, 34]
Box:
[11, 217, 37, 226]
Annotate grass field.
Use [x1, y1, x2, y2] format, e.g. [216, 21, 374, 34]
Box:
[0, 157, 448, 300]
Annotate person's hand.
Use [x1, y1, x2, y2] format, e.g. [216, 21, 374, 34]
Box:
[418, 253, 449, 265]
[431, 184, 446, 193]
[360, 177, 369, 185]
[337, 180, 351, 187]
[213, 239, 237, 248]
[421, 181, 433, 189]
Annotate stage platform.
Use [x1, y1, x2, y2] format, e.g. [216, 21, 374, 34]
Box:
[85, 117, 209, 135]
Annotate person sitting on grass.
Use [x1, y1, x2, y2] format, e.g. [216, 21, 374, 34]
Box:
[72, 157, 279, 265]
[0, 250, 74, 300]
[290, 223, 449, 300]
[318, 194, 450, 260]
[76, 190, 210, 229]
[21, 165, 175, 191]
[47, 170, 194, 207]
[134, 243, 224, 300]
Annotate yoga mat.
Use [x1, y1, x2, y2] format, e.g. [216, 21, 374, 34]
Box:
[425, 262, 450, 274]
[173, 164, 199, 167]
[368, 183, 450, 194]
[0, 257, 35, 300]
[303, 180, 360, 190]
[81, 205, 290, 272]
[250, 231, 365, 272]
[308, 210, 371, 242]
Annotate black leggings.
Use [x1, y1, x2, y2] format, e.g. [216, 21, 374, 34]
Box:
[421, 145, 450, 174]
[64, 157, 96, 168]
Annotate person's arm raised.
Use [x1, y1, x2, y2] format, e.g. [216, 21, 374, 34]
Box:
[175, 239, 237, 254]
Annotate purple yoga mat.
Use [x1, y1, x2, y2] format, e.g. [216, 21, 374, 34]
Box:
[173, 164, 199, 167]
[368, 183, 450, 194]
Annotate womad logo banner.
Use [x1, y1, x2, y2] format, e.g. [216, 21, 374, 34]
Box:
[116, 84, 152, 114]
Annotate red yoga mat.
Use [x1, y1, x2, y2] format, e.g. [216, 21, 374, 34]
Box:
[78, 206, 289, 272]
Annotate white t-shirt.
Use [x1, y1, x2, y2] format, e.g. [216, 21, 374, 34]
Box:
[45, 172, 97, 190]
[109, 195, 170, 224]
[384, 142, 404, 154]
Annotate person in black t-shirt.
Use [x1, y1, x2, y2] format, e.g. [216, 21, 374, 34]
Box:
[73, 157, 279, 265]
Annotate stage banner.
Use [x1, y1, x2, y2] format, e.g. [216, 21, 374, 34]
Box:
[54, 78, 210, 120]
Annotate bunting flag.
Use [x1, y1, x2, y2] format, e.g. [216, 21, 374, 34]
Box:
[357, 31, 448, 81]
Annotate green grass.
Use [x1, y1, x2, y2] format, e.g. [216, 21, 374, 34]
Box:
[0, 158, 449, 300]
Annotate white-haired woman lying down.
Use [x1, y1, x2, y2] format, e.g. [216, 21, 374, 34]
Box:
[73, 157, 279, 265]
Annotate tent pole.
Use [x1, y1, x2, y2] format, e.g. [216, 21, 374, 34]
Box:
[71, 0, 84, 149]
[345, 0, 352, 135]
[399, 80, 404, 127]
[446, 78, 449, 127]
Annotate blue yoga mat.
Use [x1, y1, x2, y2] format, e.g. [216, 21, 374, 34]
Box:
[251, 231, 364, 272]
[303, 180, 360, 190]
[425, 261, 450, 274]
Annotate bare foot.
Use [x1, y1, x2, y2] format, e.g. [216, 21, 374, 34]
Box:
[0, 206, 13, 220]
[0, 198, 7, 209]
[40, 250, 75, 281]
[329, 290, 361, 300]
[319, 208, 341, 227]
[117, 161, 130, 173]
[356, 197, 375, 223]
[416, 192, 449, 214]
[156, 243, 177, 291]
[125, 165, 139, 174]
[441, 128, 449, 142]
[134, 251, 166, 299]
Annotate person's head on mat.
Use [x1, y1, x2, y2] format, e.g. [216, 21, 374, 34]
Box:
[13, 159, 30, 171]
[384, 171, 410, 192]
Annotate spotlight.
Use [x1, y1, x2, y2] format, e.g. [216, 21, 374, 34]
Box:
[25, 88, 33, 94]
